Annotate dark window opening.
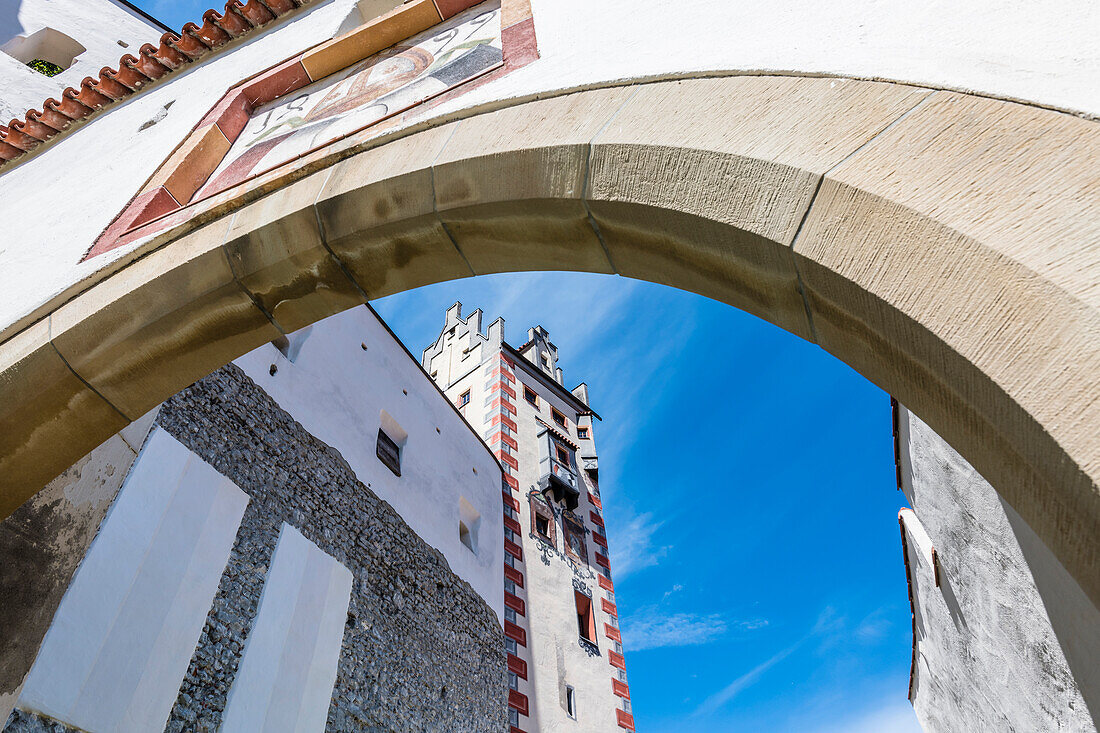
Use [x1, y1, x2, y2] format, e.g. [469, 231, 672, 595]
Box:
[531, 495, 556, 547]
[552, 408, 566, 427]
[556, 445, 571, 464]
[376, 428, 401, 476]
[575, 591, 596, 644]
[458, 389, 470, 407]
[578, 427, 589, 439]
[524, 385, 538, 406]
[566, 685, 577, 718]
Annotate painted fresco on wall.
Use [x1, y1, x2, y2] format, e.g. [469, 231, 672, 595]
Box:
[200, 2, 502, 197]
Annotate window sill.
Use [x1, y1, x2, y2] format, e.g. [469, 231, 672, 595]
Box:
[578, 636, 600, 657]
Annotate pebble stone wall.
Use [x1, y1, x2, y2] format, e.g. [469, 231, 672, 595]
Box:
[5, 364, 505, 733]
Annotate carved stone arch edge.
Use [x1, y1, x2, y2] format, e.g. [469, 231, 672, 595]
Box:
[0, 74, 1096, 617]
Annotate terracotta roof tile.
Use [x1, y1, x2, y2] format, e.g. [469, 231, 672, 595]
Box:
[0, 0, 313, 169]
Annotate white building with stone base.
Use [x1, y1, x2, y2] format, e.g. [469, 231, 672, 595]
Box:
[1, 304, 507, 733]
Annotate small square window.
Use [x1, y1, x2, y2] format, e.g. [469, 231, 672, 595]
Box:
[524, 386, 538, 406]
[505, 578, 517, 594]
[536, 514, 551, 540]
[508, 708, 520, 726]
[509, 671, 519, 690]
[506, 638, 518, 655]
[552, 408, 566, 427]
[458, 390, 470, 407]
[556, 445, 571, 464]
[577, 426, 589, 439]
[506, 607, 517, 623]
[376, 428, 401, 476]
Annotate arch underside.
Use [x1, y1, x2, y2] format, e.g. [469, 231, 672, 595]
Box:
[1, 74, 1097, 607]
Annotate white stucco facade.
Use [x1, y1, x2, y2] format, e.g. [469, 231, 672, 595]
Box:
[221, 523, 353, 733]
[4, 303, 507, 731]
[0, 0, 166, 122]
[16, 427, 250, 733]
[897, 406, 1099, 732]
[424, 304, 630, 732]
[0, 0, 1098, 338]
[0, 0, 1098, 729]
[233, 304, 505, 618]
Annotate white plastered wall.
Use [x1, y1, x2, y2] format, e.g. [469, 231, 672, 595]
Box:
[897, 406, 1099, 733]
[0, 407, 158, 726]
[220, 523, 353, 733]
[15, 427, 249, 733]
[0, 0, 166, 122]
[233, 304, 505, 620]
[1, 0, 1098, 337]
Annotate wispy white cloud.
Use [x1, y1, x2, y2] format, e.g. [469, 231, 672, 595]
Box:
[694, 606, 842, 716]
[606, 508, 670, 579]
[738, 618, 769, 631]
[622, 612, 729, 652]
[694, 637, 802, 716]
[854, 609, 892, 643]
[622, 610, 770, 652]
[661, 584, 684, 601]
[622, 586, 768, 652]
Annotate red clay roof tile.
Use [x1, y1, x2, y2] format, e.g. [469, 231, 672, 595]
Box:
[0, 0, 313, 170]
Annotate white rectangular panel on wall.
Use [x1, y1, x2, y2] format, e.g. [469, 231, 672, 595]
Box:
[221, 523, 353, 733]
[17, 427, 248, 733]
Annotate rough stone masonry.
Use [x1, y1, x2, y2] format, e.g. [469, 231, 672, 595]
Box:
[5, 363, 505, 733]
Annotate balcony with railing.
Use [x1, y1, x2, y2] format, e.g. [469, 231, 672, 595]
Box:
[537, 426, 581, 509]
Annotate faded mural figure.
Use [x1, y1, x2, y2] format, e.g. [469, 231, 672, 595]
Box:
[201, 3, 503, 196]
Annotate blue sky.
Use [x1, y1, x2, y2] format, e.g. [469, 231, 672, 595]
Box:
[134, 0, 202, 30]
[374, 271, 920, 733]
[127, 3, 922, 729]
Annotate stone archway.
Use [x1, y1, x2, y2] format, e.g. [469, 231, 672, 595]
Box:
[1, 74, 1097, 608]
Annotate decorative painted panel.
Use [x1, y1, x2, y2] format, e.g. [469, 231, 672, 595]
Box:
[200, 2, 502, 196]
